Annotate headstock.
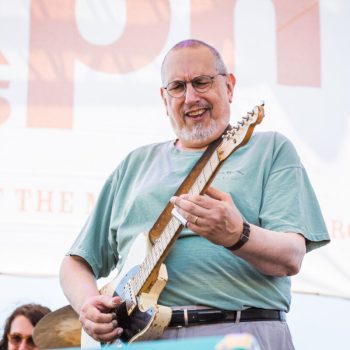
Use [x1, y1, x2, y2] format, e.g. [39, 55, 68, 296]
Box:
[217, 103, 265, 161]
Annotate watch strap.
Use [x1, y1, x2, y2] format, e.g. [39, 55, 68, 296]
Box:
[225, 221, 250, 251]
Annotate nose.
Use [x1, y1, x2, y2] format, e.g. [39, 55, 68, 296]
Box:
[184, 82, 200, 104]
[18, 339, 28, 350]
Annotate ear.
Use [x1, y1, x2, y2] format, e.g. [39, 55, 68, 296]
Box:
[226, 73, 236, 103]
[160, 87, 169, 116]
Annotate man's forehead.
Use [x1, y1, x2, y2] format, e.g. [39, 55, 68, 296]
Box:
[162, 46, 216, 81]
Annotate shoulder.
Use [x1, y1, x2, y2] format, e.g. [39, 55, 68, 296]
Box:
[239, 131, 301, 171]
[250, 131, 293, 146]
[109, 140, 172, 180]
[121, 140, 172, 168]
[250, 131, 299, 158]
[126, 140, 171, 158]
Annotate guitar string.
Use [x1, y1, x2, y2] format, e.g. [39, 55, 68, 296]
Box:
[131, 151, 221, 298]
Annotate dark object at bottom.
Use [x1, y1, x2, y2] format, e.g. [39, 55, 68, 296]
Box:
[169, 307, 284, 327]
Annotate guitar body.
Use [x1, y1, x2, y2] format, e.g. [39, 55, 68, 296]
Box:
[81, 231, 172, 348]
[113, 267, 172, 343]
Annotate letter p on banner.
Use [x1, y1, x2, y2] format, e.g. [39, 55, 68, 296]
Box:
[27, 0, 170, 129]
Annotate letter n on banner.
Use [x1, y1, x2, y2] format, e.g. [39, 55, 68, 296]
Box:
[190, 0, 320, 87]
[0, 52, 11, 124]
[272, 0, 321, 86]
[190, 0, 238, 72]
[27, 0, 170, 129]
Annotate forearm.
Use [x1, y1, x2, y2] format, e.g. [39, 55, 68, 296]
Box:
[59, 255, 99, 314]
[233, 224, 306, 276]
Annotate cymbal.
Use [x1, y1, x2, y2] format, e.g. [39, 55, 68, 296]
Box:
[33, 305, 81, 349]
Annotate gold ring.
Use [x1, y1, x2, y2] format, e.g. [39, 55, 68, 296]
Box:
[194, 216, 199, 225]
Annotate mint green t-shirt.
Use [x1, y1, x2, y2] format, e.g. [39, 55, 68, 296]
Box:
[68, 132, 329, 312]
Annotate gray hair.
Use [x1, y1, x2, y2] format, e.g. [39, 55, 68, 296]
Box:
[161, 39, 228, 85]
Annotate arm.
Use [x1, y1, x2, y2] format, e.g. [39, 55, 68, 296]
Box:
[170, 186, 306, 277]
[59, 255, 123, 342]
[234, 225, 306, 276]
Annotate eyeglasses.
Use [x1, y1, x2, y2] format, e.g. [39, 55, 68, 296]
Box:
[164, 74, 227, 98]
[7, 333, 36, 348]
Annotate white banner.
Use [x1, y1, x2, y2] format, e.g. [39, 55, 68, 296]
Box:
[0, 0, 349, 298]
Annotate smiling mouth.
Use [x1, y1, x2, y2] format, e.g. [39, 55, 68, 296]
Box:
[185, 108, 208, 118]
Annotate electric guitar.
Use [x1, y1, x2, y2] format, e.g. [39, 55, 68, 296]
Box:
[33, 104, 265, 349]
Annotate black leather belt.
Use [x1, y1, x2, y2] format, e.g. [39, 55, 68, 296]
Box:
[169, 307, 285, 327]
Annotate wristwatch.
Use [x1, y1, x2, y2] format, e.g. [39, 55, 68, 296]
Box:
[225, 221, 250, 251]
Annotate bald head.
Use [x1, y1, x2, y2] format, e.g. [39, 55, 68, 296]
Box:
[161, 39, 228, 85]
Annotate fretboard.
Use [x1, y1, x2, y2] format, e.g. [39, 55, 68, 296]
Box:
[131, 150, 221, 296]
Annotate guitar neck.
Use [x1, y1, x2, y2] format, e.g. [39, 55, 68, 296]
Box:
[132, 150, 222, 296]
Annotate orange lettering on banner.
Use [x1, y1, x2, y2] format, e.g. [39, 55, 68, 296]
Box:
[330, 219, 349, 239]
[16, 189, 32, 212]
[272, 0, 321, 86]
[27, 0, 170, 129]
[191, 0, 320, 86]
[190, 0, 237, 72]
[0, 94, 11, 125]
[59, 191, 73, 213]
[13, 188, 96, 215]
[0, 52, 8, 64]
[86, 192, 96, 215]
[0, 52, 11, 124]
[37, 190, 53, 212]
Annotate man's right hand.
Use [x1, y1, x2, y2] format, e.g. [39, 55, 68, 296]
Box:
[79, 295, 123, 343]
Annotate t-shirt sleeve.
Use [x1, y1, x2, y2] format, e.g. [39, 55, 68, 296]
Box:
[259, 133, 330, 252]
[67, 171, 119, 278]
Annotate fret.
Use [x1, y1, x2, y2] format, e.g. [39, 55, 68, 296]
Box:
[160, 234, 168, 250]
[195, 178, 201, 194]
[203, 160, 214, 181]
[134, 269, 141, 292]
[129, 278, 136, 298]
[197, 172, 206, 192]
[164, 231, 171, 245]
[163, 226, 172, 243]
[210, 151, 220, 169]
[201, 167, 207, 182]
[156, 236, 165, 251]
[149, 249, 156, 269]
[154, 244, 161, 260]
[147, 255, 153, 273]
[169, 217, 179, 236]
[143, 257, 151, 277]
[133, 275, 140, 294]
[164, 223, 173, 238]
[135, 270, 144, 291]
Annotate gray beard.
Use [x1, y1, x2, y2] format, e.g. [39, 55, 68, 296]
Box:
[174, 119, 220, 143]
